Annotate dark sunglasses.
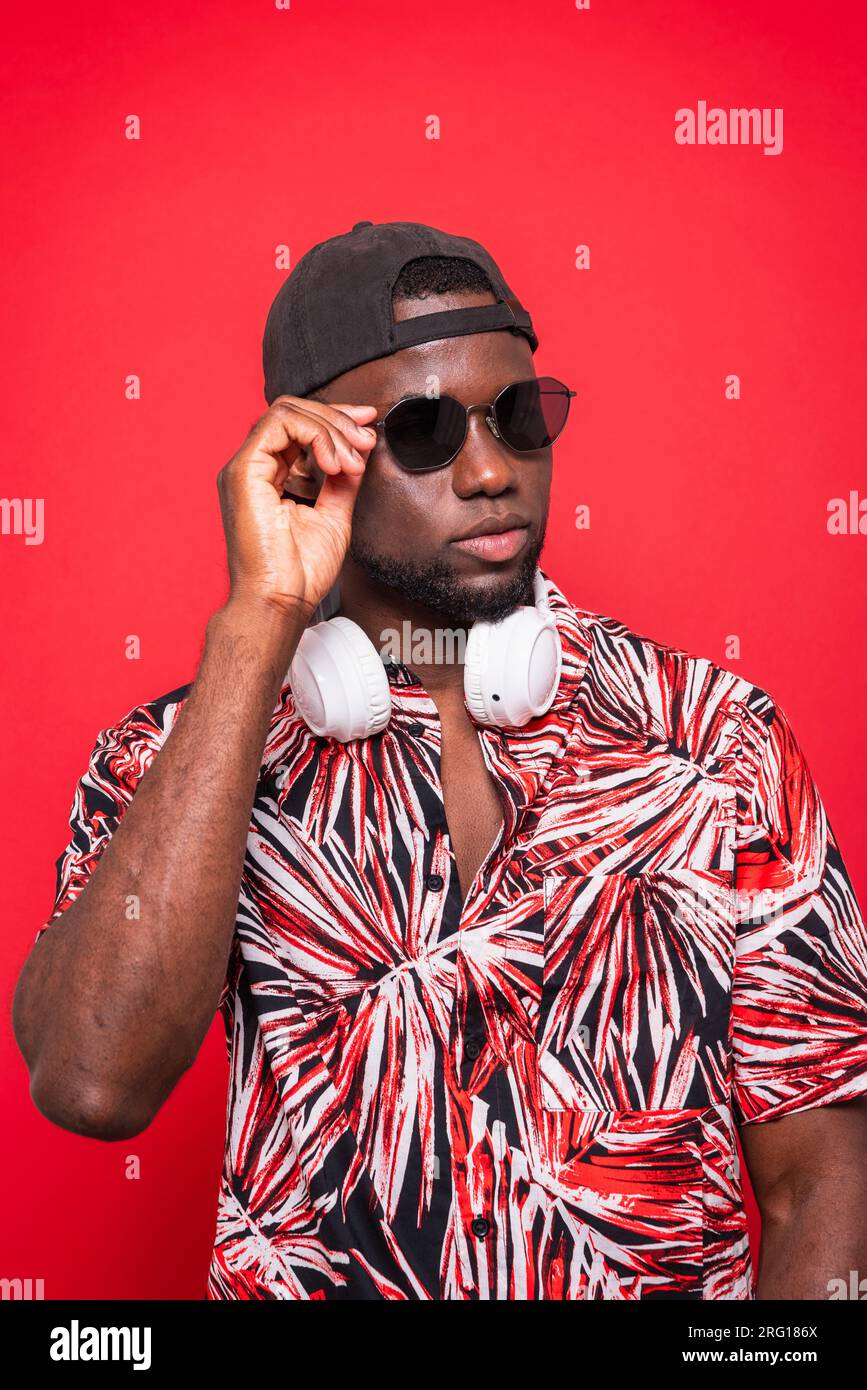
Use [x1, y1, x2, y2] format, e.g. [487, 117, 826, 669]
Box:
[373, 375, 576, 472]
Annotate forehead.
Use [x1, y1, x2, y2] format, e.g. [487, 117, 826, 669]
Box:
[323, 291, 536, 408]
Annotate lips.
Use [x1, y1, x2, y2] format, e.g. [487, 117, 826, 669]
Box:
[451, 524, 530, 561]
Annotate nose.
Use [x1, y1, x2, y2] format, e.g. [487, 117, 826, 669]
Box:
[450, 405, 518, 496]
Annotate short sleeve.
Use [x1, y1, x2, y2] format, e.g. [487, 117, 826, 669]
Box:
[36, 707, 161, 941]
[731, 698, 867, 1125]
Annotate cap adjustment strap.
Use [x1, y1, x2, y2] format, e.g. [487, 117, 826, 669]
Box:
[391, 301, 537, 352]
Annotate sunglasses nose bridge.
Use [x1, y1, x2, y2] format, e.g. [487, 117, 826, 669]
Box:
[484, 410, 501, 440]
[464, 401, 501, 440]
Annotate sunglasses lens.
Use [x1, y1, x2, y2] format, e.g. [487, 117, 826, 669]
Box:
[384, 395, 467, 471]
[495, 377, 572, 451]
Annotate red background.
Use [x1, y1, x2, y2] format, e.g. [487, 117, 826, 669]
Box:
[2, 0, 866, 1299]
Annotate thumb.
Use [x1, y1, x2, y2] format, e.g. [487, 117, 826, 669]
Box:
[307, 466, 364, 529]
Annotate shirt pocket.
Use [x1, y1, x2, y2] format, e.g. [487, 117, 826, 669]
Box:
[537, 868, 736, 1113]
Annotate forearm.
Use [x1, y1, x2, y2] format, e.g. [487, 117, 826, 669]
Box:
[755, 1176, 867, 1299]
[13, 598, 304, 1138]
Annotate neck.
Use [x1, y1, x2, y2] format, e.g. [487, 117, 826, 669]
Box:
[332, 557, 532, 694]
[334, 558, 464, 693]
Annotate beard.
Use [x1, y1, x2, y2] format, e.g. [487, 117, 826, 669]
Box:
[347, 526, 546, 625]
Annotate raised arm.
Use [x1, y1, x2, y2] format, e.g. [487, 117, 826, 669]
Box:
[12, 395, 377, 1140]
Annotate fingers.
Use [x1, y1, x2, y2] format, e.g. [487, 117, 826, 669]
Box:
[219, 396, 378, 513]
[308, 465, 365, 526]
[256, 396, 378, 479]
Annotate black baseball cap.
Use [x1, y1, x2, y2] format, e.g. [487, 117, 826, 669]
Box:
[262, 219, 539, 404]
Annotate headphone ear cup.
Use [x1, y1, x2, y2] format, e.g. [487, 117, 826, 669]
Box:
[464, 607, 562, 727]
[288, 617, 391, 742]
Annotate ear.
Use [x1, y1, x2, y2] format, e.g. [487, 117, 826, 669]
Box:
[281, 446, 323, 504]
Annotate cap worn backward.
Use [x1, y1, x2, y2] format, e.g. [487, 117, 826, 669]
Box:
[262, 219, 538, 404]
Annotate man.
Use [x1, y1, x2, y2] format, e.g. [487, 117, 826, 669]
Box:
[13, 220, 867, 1301]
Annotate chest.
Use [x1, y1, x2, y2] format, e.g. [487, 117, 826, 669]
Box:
[438, 710, 505, 905]
[249, 723, 744, 1119]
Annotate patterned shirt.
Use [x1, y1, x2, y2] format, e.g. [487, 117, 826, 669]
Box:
[36, 571, 867, 1300]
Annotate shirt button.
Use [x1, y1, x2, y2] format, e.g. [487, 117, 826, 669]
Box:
[471, 1216, 490, 1239]
[407, 722, 424, 736]
[465, 1038, 482, 1059]
[426, 873, 444, 891]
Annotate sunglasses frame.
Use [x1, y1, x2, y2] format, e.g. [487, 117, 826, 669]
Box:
[373, 376, 577, 472]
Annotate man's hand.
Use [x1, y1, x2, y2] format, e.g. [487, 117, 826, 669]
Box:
[740, 1097, 867, 1298]
[217, 395, 378, 620]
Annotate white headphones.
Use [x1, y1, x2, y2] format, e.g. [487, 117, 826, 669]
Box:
[287, 567, 563, 742]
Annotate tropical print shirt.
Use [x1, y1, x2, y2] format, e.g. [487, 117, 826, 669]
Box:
[36, 571, 867, 1300]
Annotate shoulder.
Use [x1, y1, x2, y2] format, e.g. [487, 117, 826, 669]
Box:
[113, 680, 194, 730]
[83, 680, 194, 782]
[546, 573, 782, 770]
